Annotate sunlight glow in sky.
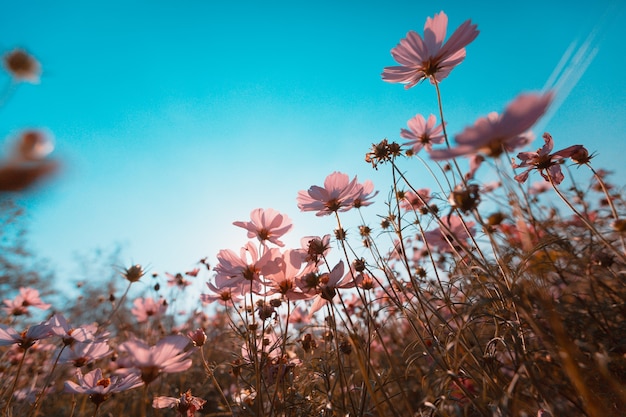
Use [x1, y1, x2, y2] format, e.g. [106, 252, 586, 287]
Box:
[1, 1, 624, 285]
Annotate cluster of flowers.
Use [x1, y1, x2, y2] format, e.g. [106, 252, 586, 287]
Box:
[0, 286, 207, 416]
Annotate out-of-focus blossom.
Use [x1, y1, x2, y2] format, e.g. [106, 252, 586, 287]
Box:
[185, 267, 200, 277]
[166, 272, 192, 288]
[529, 181, 551, 195]
[297, 172, 364, 216]
[422, 215, 475, 253]
[399, 188, 431, 211]
[201, 282, 242, 306]
[131, 297, 167, 323]
[117, 335, 193, 384]
[382, 11, 479, 88]
[401, 114, 445, 154]
[263, 249, 315, 301]
[9, 130, 54, 161]
[233, 208, 293, 247]
[466, 154, 485, 180]
[2, 49, 41, 83]
[513, 132, 585, 185]
[153, 390, 207, 416]
[430, 93, 553, 160]
[213, 241, 279, 294]
[0, 130, 59, 192]
[60, 341, 112, 367]
[2, 287, 50, 316]
[64, 368, 143, 405]
[0, 321, 53, 349]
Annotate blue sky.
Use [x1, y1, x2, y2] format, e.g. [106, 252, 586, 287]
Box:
[1, 1, 624, 284]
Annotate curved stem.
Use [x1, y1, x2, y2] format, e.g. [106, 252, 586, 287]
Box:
[29, 345, 66, 416]
[2, 347, 28, 417]
[433, 78, 466, 186]
[104, 282, 133, 326]
[586, 163, 626, 254]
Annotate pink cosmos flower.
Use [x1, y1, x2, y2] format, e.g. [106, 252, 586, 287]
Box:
[200, 282, 243, 305]
[60, 341, 112, 367]
[233, 208, 293, 247]
[0, 321, 53, 349]
[187, 329, 207, 347]
[352, 180, 378, 208]
[49, 314, 101, 346]
[131, 297, 168, 323]
[166, 272, 192, 288]
[301, 234, 332, 264]
[64, 368, 143, 405]
[296, 172, 362, 216]
[213, 241, 279, 294]
[399, 188, 431, 211]
[422, 215, 475, 253]
[513, 132, 585, 185]
[153, 390, 207, 416]
[430, 92, 553, 160]
[401, 114, 445, 153]
[382, 11, 479, 88]
[117, 335, 193, 384]
[263, 249, 316, 301]
[2, 286, 51, 316]
[304, 261, 356, 316]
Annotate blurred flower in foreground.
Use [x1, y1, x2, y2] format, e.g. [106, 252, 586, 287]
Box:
[0, 130, 59, 192]
[2, 48, 41, 83]
[382, 11, 479, 88]
[401, 114, 445, 154]
[153, 390, 206, 417]
[64, 368, 143, 406]
[429, 92, 553, 160]
[131, 297, 167, 323]
[0, 321, 53, 349]
[513, 132, 586, 185]
[233, 208, 293, 247]
[117, 335, 193, 384]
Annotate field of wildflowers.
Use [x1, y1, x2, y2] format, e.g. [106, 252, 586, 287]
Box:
[1, 10, 625, 417]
